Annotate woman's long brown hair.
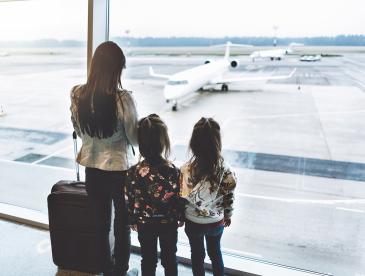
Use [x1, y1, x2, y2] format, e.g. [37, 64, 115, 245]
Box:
[77, 41, 126, 138]
[189, 117, 222, 184]
[138, 114, 171, 165]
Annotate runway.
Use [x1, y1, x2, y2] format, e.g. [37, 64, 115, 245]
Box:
[1, 49, 365, 275]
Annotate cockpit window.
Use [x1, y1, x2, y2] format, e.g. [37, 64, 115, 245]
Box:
[167, 80, 188, 85]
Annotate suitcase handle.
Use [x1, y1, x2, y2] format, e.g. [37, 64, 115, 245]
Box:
[69, 182, 85, 188]
[72, 131, 80, 182]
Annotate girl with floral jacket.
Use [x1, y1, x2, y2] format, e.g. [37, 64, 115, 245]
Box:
[125, 114, 184, 276]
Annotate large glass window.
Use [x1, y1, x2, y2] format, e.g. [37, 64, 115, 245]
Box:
[110, 0, 365, 275]
[0, 0, 87, 213]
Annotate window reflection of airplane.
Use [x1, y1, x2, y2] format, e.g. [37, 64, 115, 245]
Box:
[300, 54, 322, 62]
[150, 42, 296, 111]
[250, 43, 302, 61]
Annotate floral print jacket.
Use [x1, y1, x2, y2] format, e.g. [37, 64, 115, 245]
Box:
[125, 160, 184, 225]
[180, 160, 237, 224]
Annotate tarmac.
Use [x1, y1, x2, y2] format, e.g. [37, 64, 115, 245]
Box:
[1, 50, 365, 275]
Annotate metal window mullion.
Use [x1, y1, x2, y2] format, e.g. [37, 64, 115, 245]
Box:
[87, 0, 110, 74]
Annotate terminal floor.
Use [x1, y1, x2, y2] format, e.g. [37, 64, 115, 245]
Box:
[0, 219, 209, 276]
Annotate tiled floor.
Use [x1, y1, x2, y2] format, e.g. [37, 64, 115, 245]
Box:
[0, 219, 205, 276]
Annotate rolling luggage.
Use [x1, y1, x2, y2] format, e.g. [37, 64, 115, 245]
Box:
[47, 131, 103, 274]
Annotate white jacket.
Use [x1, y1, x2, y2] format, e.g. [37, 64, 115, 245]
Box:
[70, 86, 138, 171]
[180, 161, 237, 224]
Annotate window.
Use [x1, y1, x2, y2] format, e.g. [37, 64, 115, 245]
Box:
[109, 0, 365, 275]
[0, 0, 87, 216]
[1, 1, 364, 275]
[167, 80, 188, 85]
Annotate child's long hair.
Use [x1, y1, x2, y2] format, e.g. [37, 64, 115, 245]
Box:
[138, 114, 171, 165]
[189, 117, 222, 185]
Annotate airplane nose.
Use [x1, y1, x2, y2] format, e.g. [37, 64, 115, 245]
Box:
[163, 86, 174, 101]
[163, 85, 187, 101]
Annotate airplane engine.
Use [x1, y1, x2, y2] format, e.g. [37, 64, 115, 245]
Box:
[230, 60, 239, 68]
[204, 59, 213, 64]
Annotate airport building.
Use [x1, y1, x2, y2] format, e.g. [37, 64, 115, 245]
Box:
[1, 0, 365, 275]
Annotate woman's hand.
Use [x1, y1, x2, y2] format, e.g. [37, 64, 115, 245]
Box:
[178, 221, 185, 227]
[131, 224, 138, 231]
[224, 218, 231, 227]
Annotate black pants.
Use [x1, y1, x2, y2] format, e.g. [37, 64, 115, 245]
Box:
[137, 223, 178, 276]
[85, 167, 131, 276]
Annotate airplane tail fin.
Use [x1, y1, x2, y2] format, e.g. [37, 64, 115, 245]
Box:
[287, 42, 303, 52]
[210, 42, 252, 60]
[224, 41, 232, 59]
[149, 66, 171, 79]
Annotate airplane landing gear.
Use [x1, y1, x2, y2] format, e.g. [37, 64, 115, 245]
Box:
[172, 101, 178, 111]
[221, 84, 228, 92]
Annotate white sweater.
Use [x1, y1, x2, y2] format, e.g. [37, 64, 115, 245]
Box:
[180, 161, 237, 224]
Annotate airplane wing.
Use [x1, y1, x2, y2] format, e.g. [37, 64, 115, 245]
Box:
[215, 68, 297, 84]
[149, 66, 171, 79]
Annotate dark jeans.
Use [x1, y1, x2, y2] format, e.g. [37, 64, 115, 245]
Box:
[185, 222, 224, 276]
[85, 167, 131, 276]
[137, 223, 178, 276]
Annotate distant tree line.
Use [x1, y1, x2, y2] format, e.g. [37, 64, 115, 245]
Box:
[0, 39, 86, 48]
[1, 35, 365, 47]
[112, 35, 365, 47]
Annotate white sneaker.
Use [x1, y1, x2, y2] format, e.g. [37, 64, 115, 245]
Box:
[126, 268, 139, 276]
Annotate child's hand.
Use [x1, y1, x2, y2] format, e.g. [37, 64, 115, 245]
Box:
[131, 224, 138, 231]
[178, 221, 185, 227]
[224, 218, 231, 227]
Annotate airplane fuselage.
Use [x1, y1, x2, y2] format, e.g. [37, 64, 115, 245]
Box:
[250, 48, 290, 61]
[163, 59, 230, 101]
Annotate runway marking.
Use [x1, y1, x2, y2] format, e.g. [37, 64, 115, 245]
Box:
[236, 192, 365, 205]
[353, 79, 365, 90]
[36, 239, 51, 255]
[32, 145, 72, 165]
[343, 57, 365, 72]
[221, 247, 263, 258]
[336, 207, 365, 214]
[222, 109, 365, 128]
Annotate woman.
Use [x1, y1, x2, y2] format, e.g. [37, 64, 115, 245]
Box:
[70, 41, 138, 276]
[180, 117, 237, 276]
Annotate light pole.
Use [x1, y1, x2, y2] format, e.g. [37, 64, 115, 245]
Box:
[273, 25, 279, 47]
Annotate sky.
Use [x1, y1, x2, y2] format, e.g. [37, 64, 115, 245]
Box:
[0, 0, 364, 41]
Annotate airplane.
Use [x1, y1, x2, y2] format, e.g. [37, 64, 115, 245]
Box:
[300, 54, 322, 62]
[149, 42, 297, 111]
[0, 106, 6, 117]
[249, 43, 302, 61]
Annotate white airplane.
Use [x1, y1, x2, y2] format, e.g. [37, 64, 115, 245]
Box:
[150, 42, 297, 111]
[250, 43, 302, 61]
[300, 54, 321, 62]
[0, 106, 6, 117]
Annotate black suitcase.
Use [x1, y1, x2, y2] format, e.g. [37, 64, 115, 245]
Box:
[47, 132, 103, 274]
